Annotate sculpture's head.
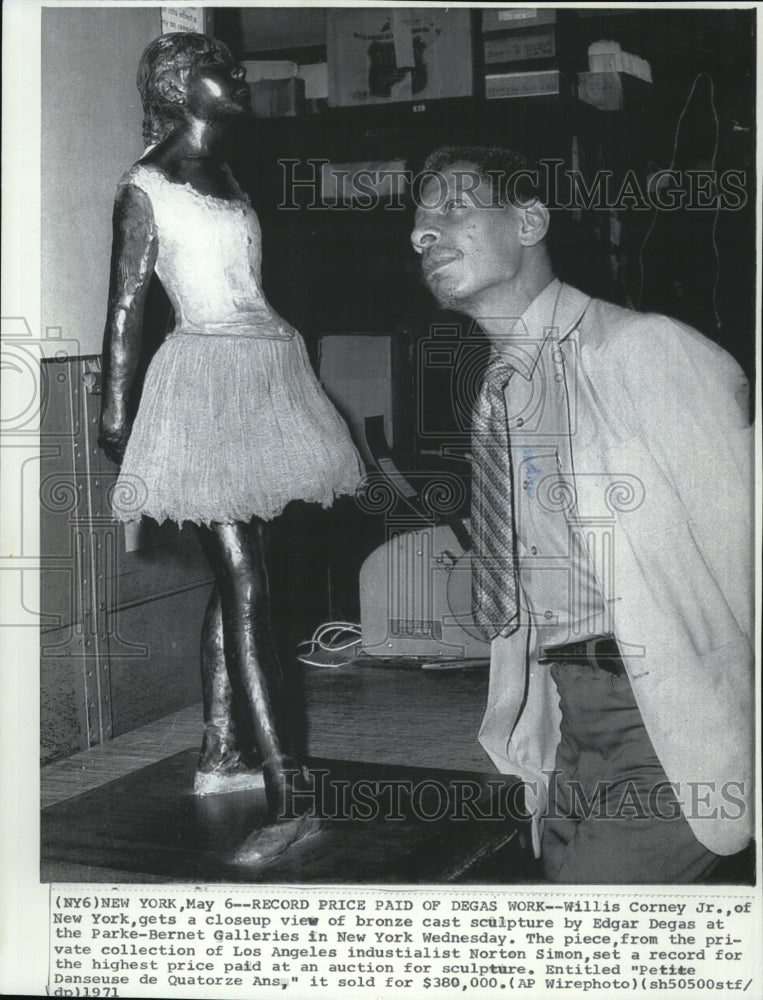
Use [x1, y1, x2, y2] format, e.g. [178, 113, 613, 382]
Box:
[137, 32, 249, 146]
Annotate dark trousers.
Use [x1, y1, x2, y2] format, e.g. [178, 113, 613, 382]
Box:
[541, 660, 720, 883]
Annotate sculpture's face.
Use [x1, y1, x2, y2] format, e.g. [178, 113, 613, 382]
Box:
[182, 46, 250, 121]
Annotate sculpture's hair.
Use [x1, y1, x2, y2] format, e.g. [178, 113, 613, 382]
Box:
[421, 145, 542, 207]
[136, 32, 231, 146]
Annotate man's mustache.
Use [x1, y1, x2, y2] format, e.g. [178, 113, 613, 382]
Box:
[419, 247, 462, 278]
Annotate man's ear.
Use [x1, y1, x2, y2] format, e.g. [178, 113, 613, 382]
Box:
[517, 200, 550, 247]
[156, 72, 185, 106]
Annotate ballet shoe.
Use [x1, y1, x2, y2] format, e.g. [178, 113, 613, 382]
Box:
[232, 813, 322, 867]
[193, 747, 265, 796]
[193, 767, 265, 796]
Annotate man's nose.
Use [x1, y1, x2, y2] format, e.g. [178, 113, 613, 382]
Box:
[410, 224, 439, 254]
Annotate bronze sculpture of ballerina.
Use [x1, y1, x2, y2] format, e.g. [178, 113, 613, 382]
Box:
[99, 32, 363, 864]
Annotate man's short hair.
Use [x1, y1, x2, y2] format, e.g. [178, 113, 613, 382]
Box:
[422, 145, 542, 207]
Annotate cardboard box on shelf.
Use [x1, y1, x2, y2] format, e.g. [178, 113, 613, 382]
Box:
[577, 70, 651, 111]
[327, 8, 473, 107]
[482, 7, 557, 33]
[242, 60, 298, 82]
[588, 41, 652, 82]
[484, 27, 556, 65]
[485, 68, 561, 100]
[299, 62, 328, 101]
[250, 77, 305, 118]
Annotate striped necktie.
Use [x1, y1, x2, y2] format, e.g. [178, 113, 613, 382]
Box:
[471, 358, 519, 641]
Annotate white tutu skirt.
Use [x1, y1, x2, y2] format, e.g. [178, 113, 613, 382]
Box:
[112, 330, 363, 525]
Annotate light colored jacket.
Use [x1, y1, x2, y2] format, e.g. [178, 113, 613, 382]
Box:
[478, 281, 754, 856]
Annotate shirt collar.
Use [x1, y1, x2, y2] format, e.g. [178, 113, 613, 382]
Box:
[490, 279, 591, 380]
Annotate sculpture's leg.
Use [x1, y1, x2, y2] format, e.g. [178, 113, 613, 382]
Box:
[194, 584, 265, 796]
[196, 519, 320, 864]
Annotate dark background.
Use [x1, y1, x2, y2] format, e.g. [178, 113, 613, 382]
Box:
[212, 7, 755, 381]
[206, 7, 757, 634]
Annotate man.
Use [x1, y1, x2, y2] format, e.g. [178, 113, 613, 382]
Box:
[411, 146, 753, 883]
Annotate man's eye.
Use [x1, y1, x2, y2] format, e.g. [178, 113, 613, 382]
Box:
[445, 199, 466, 211]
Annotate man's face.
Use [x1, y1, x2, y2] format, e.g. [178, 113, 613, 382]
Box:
[411, 162, 524, 312]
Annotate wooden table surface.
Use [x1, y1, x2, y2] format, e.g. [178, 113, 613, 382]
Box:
[41, 658, 495, 809]
[300, 659, 492, 773]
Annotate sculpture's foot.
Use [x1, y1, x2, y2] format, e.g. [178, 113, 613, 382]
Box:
[193, 767, 265, 796]
[232, 813, 322, 867]
[193, 747, 264, 796]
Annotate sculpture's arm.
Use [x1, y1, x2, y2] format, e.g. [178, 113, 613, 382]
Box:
[99, 183, 158, 465]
